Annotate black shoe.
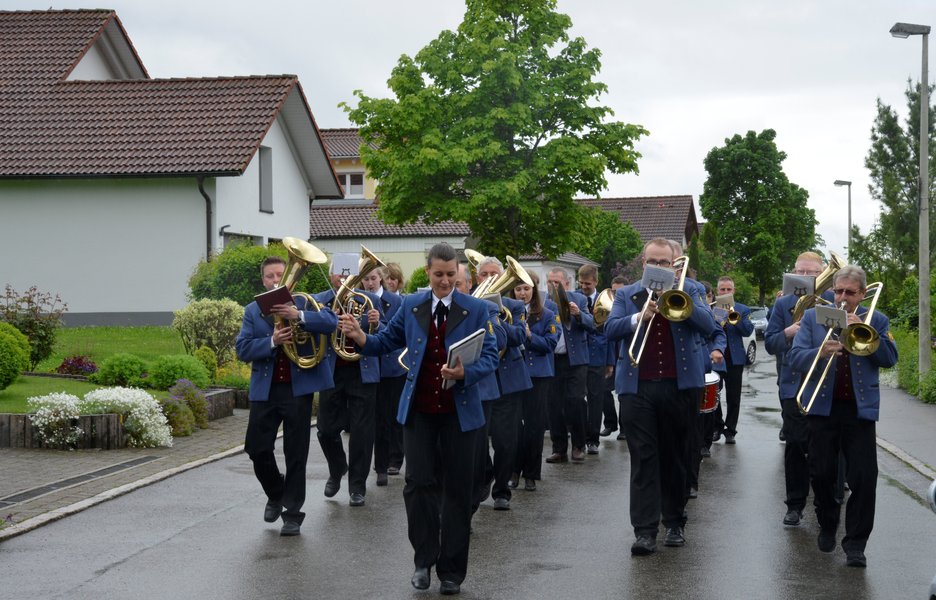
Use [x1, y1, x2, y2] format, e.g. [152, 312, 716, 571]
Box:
[524, 478, 536, 491]
[724, 434, 736, 444]
[411, 567, 430, 590]
[545, 452, 568, 463]
[617, 432, 627, 441]
[570, 447, 586, 462]
[479, 478, 493, 503]
[817, 530, 836, 553]
[630, 535, 656, 556]
[507, 473, 519, 489]
[779, 428, 786, 442]
[783, 509, 803, 526]
[376, 472, 388, 486]
[264, 499, 282, 523]
[700, 447, 711, 458]
[586, 444, 599, 455]
[493, 497, 510, 511]
[349, 493, 365, 507]
[712, 430, 722, 442]
[387, 465, 401, 475]
[600, 427, 617, 437]
[440, 580, 461, 595]
[845, 549, 867, 568]
[280, 520, 301, 536]
[324, 466, 347, 498]
[664, 527, 686, 547]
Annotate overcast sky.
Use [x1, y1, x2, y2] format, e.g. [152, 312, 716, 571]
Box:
[34, 0, 936, 259]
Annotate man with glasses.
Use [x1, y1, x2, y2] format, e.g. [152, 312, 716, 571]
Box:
[788, 265, 897, 568]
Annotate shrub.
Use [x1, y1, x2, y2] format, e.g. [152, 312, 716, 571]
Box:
[172, 299, 244, 364]
[193, 346, 218, 380]
[405, 267, 429, 293]
[92, 353, 148, 387]
[0, 322, 30, 358]
[215, 360, 250, 390]
[0, 331, 29, 390]
[160, 398, 195, 437]
[1, 285, 67, 370]
[919, 369, 936, 405]
[82, 387, 173, 448]
[148, 354, 211, 390]
[168, 378, 209, 428]
[891, 328, 920, 396]
[55, 355, 98, 376]
[188, 240, 331, 307]
[28, 392, 83, 448]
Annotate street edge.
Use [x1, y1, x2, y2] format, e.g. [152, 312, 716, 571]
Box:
[876, 436, 936, 481]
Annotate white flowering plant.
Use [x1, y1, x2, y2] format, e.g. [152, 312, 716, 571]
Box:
[81, 387, 173, 448]
[28, 392, 83, 448]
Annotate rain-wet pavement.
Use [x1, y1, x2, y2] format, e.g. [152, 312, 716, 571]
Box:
[2, 346, 935, 600]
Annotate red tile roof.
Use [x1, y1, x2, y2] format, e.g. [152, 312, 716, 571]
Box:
[577, 195, 699, 243]
[310, 203, 470, 238]
[320, 128, 370, 159]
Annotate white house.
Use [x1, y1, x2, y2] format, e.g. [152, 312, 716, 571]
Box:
[0, 10, 341, 325]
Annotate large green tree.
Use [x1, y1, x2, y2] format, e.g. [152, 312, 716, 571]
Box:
[699, 129, 817, 304]
[578, 207, 642, 285]
[343, 0, 647, 258]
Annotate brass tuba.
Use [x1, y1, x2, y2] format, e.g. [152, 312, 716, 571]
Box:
[472, 256, 534, 325]
[331, 245, 386, 361]
[465, 249, 486, 290]
[275, 237, 329, 369]
[792, 251, 844, 323]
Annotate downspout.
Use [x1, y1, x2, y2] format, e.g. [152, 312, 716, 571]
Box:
[197, 175, 213, 262]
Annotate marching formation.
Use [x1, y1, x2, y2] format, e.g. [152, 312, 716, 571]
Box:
[234, 237, 897, 595]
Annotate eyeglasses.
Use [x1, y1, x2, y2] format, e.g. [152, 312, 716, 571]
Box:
[645, 259, 672, 268]
[832, 288, 862, 297]
[793, 269, 822, 276]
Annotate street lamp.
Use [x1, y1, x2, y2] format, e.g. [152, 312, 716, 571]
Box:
[834, 180, 852, 259]
[890, 22, 931, 376]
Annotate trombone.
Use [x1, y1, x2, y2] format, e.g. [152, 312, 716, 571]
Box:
[628, 256, 694, 367]
[795, 282, 883, 414]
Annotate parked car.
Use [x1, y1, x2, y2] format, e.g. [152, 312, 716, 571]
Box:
[750, 306, 769, 339]
[744, 330, 757, 366]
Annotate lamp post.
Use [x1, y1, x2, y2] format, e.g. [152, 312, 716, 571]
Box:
[890, 22, 931, 375]
[834, 180, 852, 259]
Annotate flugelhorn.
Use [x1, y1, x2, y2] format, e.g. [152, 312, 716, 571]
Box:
[275, 237, 329, 369]
[331, 245, 385, 361]
[628, 256, 693, 367]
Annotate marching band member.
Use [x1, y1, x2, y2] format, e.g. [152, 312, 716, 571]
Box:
[576, 264, 615, 455]
[609, 275, 627, 440]
[339, 243, 499, 594]
[788, 265, 897, 568]
[383, 261, 405, 295]
[604, 238, 716, 555]
[235, 256, 338, 536]
[688, 281, 725, 498]
[712, 276, 754, 444]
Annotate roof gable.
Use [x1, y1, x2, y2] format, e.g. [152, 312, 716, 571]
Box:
[320, 128, 372, 160]
[578, 195, 698, 243]
[310, 202, 470, 238]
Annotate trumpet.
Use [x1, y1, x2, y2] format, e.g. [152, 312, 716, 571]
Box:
[795, 282, 883, 414]
[709, 300, 741, 326]
[628, 256, 693, 367]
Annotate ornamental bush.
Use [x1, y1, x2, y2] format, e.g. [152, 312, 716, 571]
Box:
[193, 346, 218, 381]
[160, 398, 195, 437]
[148, 354, 210, 390]
[172, 299, 243, 365]
[92, 353, 148, 387]
[0, 322, 30, 358]
[1, 285, 67, 370]
[404, 267, 429, 293]
[215, 360, 250, 390]
[0, 331, 29, 390]
[82, 387, 172, 448]
[55, 355, 98, 376]
[168, 378, 209, 428]
[891, 328, 920, 396]
[28, 392, 83, 448]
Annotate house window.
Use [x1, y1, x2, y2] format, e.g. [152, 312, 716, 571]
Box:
[259, 146, 273, 213]
[338, 172, 365, 198]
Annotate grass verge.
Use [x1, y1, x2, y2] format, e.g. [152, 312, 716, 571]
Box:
[34, 326, 185, 372]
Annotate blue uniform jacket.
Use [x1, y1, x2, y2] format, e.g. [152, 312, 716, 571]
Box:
[496, 297, 533, 394]
[787, 306, 897, 421]
[576, 289, 616, 368]
[524, 306, 560, 378]
[764, 291, 834, 398]
[376, 290, 406, 378]
[545, 291, 595, 366]
[604, 281, 717, 395]
[235, 295, 338, 401]
[721, 301, 755, 367]
[707, 325, 728, 374]
[313, 288, 385, 384]
[685, 278, 712, 379]
[359, 289, 500, 432]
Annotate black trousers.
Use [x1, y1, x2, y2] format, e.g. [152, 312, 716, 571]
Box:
[721, 363, 744, 436]
[585, 365, 606, 445]
[488, 392, 522, 501]
[620, 379, 693, 538]
[404, 411, 480, 584]
[780, 397, 810, 512]
[807, 401, 877, 551]
[602, 373, 618, 431]
[316, 366, 376, 496]
[517, 376, 550, 480]
[244, 382, 313, 524]
[548, 354, 587, 454]
[374, 374, 406, 473]
[687, 388, 703, 490]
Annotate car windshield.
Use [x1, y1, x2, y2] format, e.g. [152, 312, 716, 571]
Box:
[751, 308, 768, 320]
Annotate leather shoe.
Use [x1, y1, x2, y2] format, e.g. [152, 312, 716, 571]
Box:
[507, 473, 519, 489]
[263, 499, 282, 523]
[845, 549, 867, 568]
[616, 432, 627, 441]
[280, 520, 301, 536]
[376, 472, 388, 486]
[817, 530, 836, 553]
[440, 580, 461, 595]
[411, 567, 430, 590]
[586, 444, 599, 455]
[599, 427, 616, 437]
[664, 527, 685, 547]
[712, 430, 722, 442]
[387, 466, 401, 475]
[570, 447, 585, 462]
[700, 447, 711, 458]
[545, 452, 567, 463]
[724, 434, 736, 444]
[493, 497, 510, 510]
[349, 493, 365, 507]
[524, 478, 536, 491]
[630, 535, 656, 556]
[324, 465, 347, 498]
[783, 509, 803, 526]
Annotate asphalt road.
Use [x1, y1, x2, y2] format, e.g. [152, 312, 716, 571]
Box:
[2, 347, 935, 600]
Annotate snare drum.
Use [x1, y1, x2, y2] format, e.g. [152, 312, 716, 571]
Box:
[700, 372, 720, 413]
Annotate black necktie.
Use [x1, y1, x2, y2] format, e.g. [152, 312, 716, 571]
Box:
[587, 295, 594, 312]
[435, 302, 448, 330]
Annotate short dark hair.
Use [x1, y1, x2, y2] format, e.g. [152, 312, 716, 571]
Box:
[611, 275, 627, 285]
[578, 264, 598, 282]
[260, 256, 286, 276]
[427, 243, 457, 266]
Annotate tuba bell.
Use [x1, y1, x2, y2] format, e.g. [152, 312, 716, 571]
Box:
[592, 288, 615, 330]
[275, 237, 329, 369]
[331, 245, 386, 361]
[472, 256, 534, 325]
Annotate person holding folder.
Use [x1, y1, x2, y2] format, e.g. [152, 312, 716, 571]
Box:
[338, 242, 499, 596]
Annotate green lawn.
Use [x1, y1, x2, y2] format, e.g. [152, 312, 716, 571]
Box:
[0, 376, 105, 413]
[34, 326, 185, 372]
